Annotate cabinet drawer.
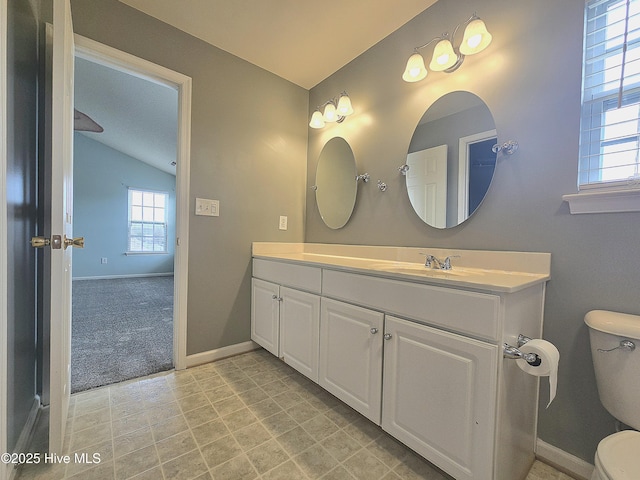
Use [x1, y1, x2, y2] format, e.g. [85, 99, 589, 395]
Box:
[322, 270, 500, 341]
[253, 259, 322, 294]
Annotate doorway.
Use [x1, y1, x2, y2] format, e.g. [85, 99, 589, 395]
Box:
[67, 36, 191, 393]
[71, 55, 178, 392]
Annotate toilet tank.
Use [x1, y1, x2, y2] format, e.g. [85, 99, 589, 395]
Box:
[585, 310, 640, 430]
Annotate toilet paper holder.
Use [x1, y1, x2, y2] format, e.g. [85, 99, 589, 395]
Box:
[503, 334, 542, 366]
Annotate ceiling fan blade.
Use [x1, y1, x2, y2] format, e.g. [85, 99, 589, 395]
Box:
[74, 109, 104, 133]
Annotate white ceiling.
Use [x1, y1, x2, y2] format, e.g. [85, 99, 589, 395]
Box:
[118, 0, 439, 89]
[75, 1, 439, 175]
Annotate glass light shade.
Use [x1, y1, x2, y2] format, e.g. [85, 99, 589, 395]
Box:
[459, 18, 492, 55]
[309, 110, 325, 129]
[402, 53, 428, 82]
[429, 39, 457, 72]
[323, 102, 338, 123]
[337, 94, 354, 116]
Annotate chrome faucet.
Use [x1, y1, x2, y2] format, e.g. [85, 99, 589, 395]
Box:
[420, 254, 460, 270]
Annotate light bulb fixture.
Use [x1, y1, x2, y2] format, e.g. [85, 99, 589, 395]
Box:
[429, 36, 460, 72]
[402, 52, 428, 82]
[402, 13, 492, 82]
[309, 110, 325, 128]
[309, 91, 354, 129]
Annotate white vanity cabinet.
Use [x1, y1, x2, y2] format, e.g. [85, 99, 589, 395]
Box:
[251, 244, 550, 480]
[319, 298, 384, 424]
[251, 259, 322, 382]
[251, 278, 280, 356]
[382, 315, 498, 480]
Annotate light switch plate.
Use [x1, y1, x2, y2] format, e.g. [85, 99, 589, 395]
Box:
[195, 198, 219, 217]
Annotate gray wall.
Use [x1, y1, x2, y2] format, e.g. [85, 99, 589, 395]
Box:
[6, 0, 40, 452]
[306, 0, 627, 464]
[70, 0, 308, 355]
[73, 134, 176, 279]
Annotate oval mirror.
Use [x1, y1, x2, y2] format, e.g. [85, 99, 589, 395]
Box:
[406, 91, 497, 229]
[315, 137, 357, 229]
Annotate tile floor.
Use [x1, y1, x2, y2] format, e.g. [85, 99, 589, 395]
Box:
[17, 349, 578, 480]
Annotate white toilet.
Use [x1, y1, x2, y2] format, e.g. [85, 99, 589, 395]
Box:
[585, 310, 640, 480]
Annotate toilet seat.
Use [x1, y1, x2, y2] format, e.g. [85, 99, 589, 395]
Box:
[595, 431, 640, 480]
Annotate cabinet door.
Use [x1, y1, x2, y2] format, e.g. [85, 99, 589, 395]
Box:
[319, 298, 384, 424]
[279, 287, 320, 382]
[382, 316, 498, 480]
[251, 278, 280, 356]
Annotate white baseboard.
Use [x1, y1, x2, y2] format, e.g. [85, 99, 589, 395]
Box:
[73, 272, 174, 281]
[536, 438, 594, 480]
[185, 341, 260, 368]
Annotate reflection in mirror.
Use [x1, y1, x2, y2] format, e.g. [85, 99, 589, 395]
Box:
[406, 91, 497, 229]
[315, 137, 357, 229]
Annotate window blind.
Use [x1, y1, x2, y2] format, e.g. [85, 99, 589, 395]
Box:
[579, 0, 640, 188]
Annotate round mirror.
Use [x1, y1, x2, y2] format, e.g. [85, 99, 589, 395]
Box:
[406, 91, 497, 229]
[315, 137, 357, 229]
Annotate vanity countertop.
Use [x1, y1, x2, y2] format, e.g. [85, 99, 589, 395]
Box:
[252, 243, 551, 294]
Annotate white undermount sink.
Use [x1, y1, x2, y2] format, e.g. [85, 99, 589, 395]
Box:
[370, 262, 478, 277]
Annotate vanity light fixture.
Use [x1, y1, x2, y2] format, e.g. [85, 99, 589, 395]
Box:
[402, 13, 492, 82]
[309, 92, 354, 128]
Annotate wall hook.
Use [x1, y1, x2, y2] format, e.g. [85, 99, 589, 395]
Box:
[377, 180, 387, 192]
[356, 173, 370, 183]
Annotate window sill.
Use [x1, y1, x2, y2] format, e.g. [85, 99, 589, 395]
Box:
[125, 251, 169, 255]
[562, 188, 640, 214]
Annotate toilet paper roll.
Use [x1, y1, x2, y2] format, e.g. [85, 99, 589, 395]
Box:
[516, 339, 560, 408]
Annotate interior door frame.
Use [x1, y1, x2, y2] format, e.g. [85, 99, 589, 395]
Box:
[0, 0, 9, 476]
[73, 35, 192, 370]
[457, 129, 497, 223]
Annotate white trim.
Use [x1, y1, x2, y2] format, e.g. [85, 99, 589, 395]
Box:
[563, 188, 640, 214]
[536, 438, 594, 480]
[73, 272, 174, 282]
[1, 0, 9, 478]
[185, 341, 261, 368]
[72, 35, 192, 371]
[73, 272, 174, 281]
[457, 129, 497, 223]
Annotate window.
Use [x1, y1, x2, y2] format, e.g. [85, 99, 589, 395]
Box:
[579, 0, 640, 189]
[127, 189, 168, 253]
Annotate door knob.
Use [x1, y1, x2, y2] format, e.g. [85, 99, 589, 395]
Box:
[63, 236, 84, 250]
[31, 237, 51, 248]
[31, 235, 62, 249]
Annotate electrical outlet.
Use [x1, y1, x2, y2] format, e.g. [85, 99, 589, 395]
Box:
[279, 216, 288, 230]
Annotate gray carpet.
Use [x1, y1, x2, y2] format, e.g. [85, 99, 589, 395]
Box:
[71, 276, 174, 393]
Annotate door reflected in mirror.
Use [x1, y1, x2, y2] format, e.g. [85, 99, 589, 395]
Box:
[406, 91, 497, 229]
[315, 137, 357, 229]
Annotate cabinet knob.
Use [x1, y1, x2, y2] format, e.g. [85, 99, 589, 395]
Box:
[384, 333, 392, 340]
[370, 327, 378, 334]
[272, 295, 282, 301]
